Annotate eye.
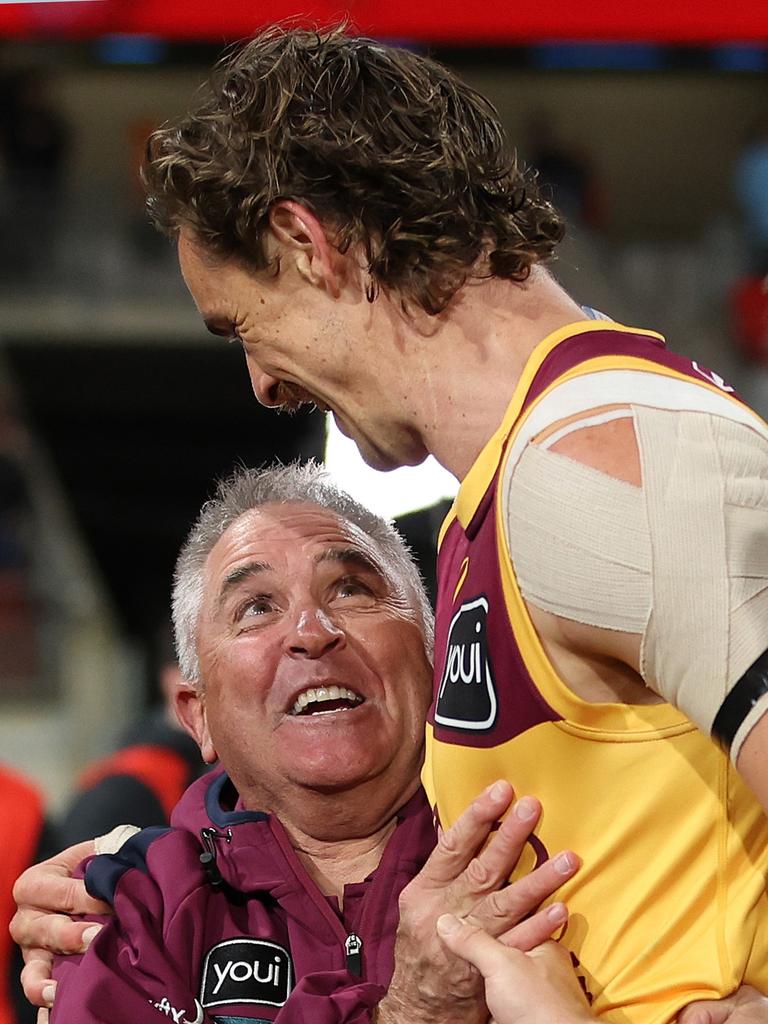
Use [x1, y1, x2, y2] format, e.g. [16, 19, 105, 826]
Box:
[334, 576, 376, 602]
[236, 595, 277, 621]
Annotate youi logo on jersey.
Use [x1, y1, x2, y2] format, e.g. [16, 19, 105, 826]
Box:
[435, 596, 497, 730]
[200, 938, 293, 1009]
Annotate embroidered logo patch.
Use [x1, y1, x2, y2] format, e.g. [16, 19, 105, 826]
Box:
[435, 596, 497, 730]
[200, 939, 292, 1009]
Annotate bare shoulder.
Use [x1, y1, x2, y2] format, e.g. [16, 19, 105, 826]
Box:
[532, 404, 641, 486]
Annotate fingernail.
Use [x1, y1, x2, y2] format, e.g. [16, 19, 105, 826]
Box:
[41, 984, 56, 1006]
[554, 851, 578, 874]
[513, 796, 538, 821]
[81, 925, 101, 948]
[437, 913, 461, 936]
[547, 902, 567, 922]
[488, 780, 508, 801]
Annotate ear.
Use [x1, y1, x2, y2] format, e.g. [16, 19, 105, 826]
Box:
[175, 683, 218, 764]
[268, 200, 342, 298]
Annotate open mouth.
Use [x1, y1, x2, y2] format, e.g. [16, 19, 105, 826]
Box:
[276, 382, 329, 415]
[290, 685, 365, 717]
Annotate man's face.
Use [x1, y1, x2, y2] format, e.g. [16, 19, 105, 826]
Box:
[177, 229, 431, 472]
[187, 502, 432, 813]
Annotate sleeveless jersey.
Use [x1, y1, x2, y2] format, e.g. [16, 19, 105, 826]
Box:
[423, 320, 768, 1023]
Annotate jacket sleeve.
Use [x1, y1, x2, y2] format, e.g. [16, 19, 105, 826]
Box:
[277, 972, 386, 1024]
[51, 834, 216, 1024]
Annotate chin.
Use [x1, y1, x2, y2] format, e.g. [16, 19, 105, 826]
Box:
[358, 440, 429, 473]
[286, 752, 383, 792]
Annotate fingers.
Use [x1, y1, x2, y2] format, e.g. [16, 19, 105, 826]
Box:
[497, 902, 569, 950]
[469, 850, 580, 939]
[13, 842, 95, 901]
[36, 1009, 49, 1024]
[12, 907, 103, 956]
[420, 781, 516, 885]
[10, 868, 111, 925]
[20, 950, 53, 1008]
[13, 847, 109, 918]
[464, 797, 542, 895]
[437, 913, 522, 977]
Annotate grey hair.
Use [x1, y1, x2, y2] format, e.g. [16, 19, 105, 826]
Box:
[172, 461, 434, 685]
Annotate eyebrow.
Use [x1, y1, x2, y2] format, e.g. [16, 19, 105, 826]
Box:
[315, 547, 383, 577]
[214, 547, 385, 613]
[216, 560, 272, 610]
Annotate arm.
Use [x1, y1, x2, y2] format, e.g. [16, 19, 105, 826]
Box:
[436, 921, 593, 1024]
[436, 918, 768, 1024]
[376, 780, 580, 1024]
[512, 405, 768, 813]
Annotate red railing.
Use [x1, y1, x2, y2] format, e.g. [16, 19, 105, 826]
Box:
[0, 0, 765, 43]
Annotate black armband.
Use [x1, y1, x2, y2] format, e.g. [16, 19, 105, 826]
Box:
[711, 647, 768, 755]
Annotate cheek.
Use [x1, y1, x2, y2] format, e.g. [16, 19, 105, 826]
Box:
[373, 634, 432, 718]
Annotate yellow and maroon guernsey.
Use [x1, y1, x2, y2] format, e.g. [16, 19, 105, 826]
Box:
[424, 321, 768, 1023]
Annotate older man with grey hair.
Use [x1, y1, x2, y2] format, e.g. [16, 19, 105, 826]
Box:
[14, 461, 579, 1024]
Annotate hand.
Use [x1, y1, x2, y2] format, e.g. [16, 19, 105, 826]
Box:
[10, 840, 111, 1008]
[376, 780, 580, 1024]
[436, 919, 593, 1024]
[679, 987, 768, 1024]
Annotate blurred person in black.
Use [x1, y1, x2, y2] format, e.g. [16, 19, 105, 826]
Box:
[58, 624, 207, 846]
[0, 72, 69, 282]
[524, 112, 602, 231]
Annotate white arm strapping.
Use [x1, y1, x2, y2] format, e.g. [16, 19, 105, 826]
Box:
[504, 406, 768, 761]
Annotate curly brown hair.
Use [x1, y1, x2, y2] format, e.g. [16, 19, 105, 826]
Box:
[144, 25, 564, 315]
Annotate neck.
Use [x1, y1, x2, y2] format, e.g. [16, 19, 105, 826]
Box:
[289, 819, 397, 903]
[239, 771, 421, 900]
[400, 268, 586, 479]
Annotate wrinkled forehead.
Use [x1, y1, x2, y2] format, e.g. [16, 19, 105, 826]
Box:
[204, 501, 391, 587]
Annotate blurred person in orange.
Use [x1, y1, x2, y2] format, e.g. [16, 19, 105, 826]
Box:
[0, 763, 54, 1024]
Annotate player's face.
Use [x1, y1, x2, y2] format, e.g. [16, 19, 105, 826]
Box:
[177, 230, 431, 471]
[191, 503, 432, 815]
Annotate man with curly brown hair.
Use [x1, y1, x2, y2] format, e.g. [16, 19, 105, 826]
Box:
[137, 27, 768, 1023]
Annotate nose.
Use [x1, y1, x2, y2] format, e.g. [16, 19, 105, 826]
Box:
[284, 608, 346, 659]
[247, 358, 283, 408]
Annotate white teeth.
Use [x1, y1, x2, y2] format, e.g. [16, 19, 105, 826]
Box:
[291, 686, 363, 716]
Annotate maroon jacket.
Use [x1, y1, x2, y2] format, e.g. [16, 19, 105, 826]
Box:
[51, 770, 435, 1024]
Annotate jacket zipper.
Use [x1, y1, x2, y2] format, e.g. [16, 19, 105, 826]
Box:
[344, 932, 363, 977]
[200, 826, 232, 888]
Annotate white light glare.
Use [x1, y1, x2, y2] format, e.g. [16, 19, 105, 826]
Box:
[323, 414, 458, 520]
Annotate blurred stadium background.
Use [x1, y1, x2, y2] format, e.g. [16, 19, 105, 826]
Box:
[0, 0, 767, 806]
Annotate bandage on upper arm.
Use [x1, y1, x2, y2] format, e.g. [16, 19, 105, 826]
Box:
[503, 405, 768, 761]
